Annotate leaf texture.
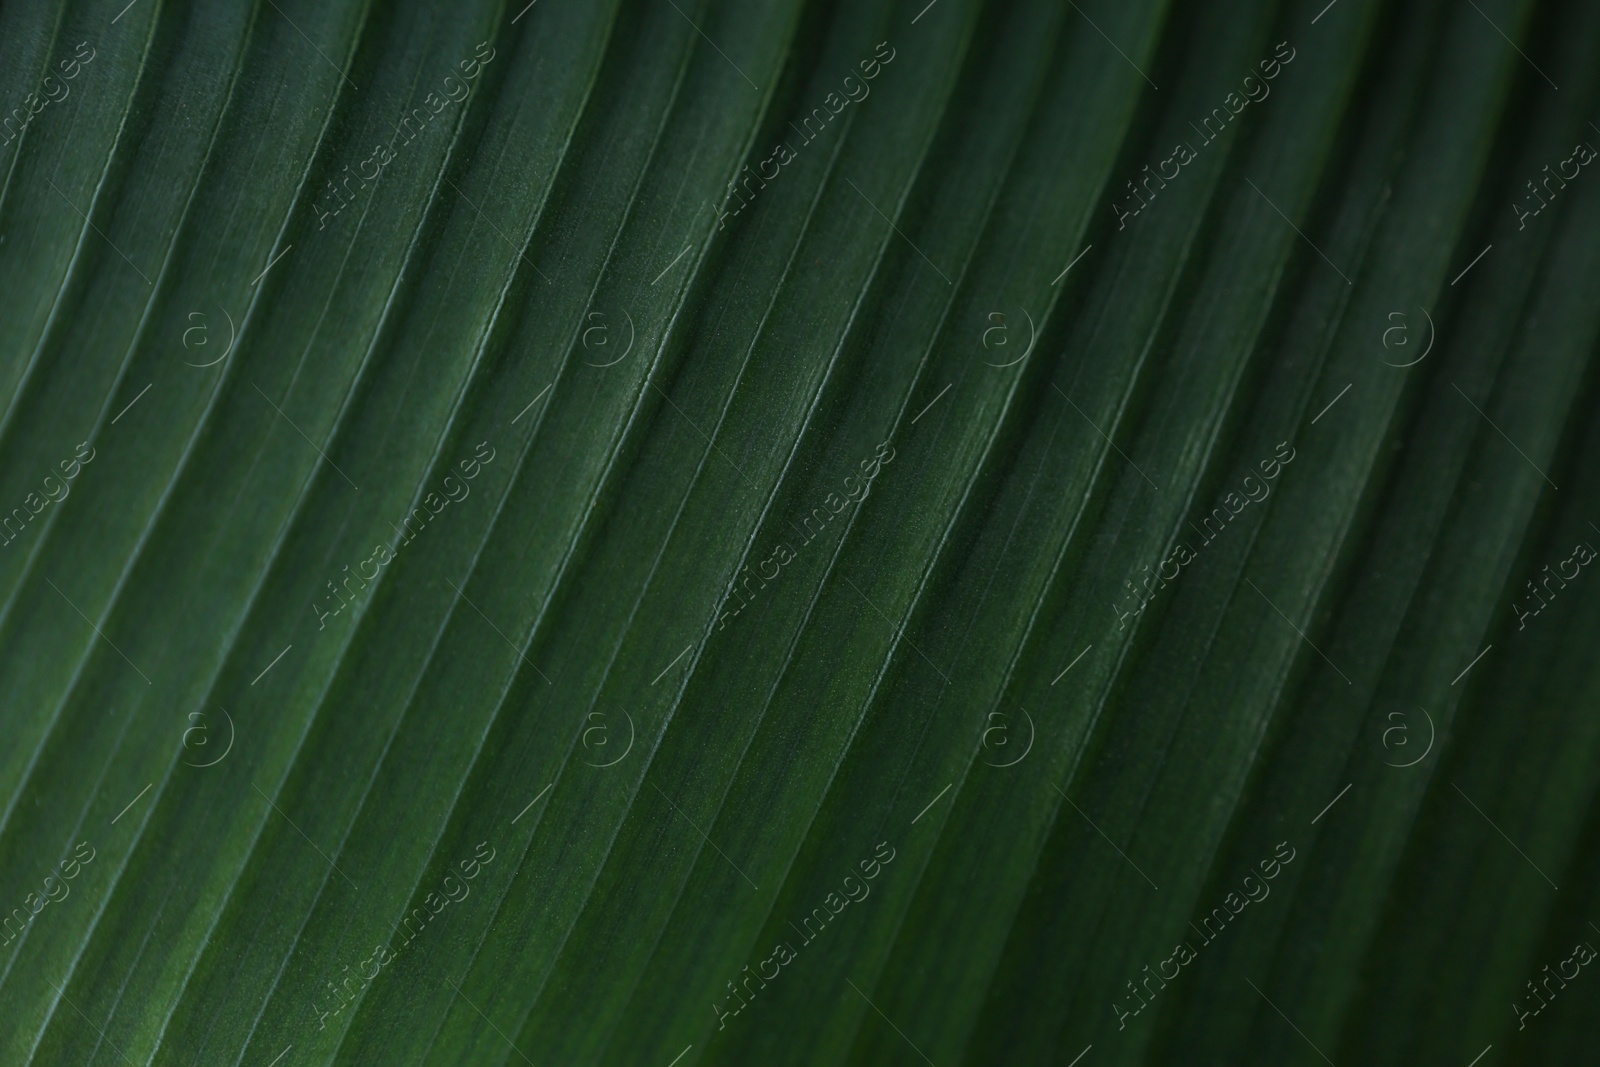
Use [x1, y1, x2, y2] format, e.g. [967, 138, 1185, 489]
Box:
[0, 0, 1595, 1064]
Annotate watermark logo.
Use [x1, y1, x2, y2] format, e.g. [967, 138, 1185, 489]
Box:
[181, 308, 237, 368]
[581, 709, 634, 767]
[181, 707, 235, 768]
[981, 308, 1035, 368]
[1380, 307, 1434, 367]
[1380, 703, 1434, 768]
[980, 707, 1034, 767]
[581, 310, 634, 367]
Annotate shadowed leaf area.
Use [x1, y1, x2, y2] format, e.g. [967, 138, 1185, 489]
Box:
[0, 0, 1595, 1063]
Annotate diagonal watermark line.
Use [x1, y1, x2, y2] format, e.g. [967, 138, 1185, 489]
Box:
[1452, 383, 1556, 489]
[911, 0, 940, 24]
[1245, 578, 1351, 684]
[264, 1046, 293, 1067]
[651, 243, 693, 285]
[250, 244, 293, 286]
[1310, 0, 1339, 24]
[1450, 244, 1492, 286]
[1053, 784, 1159, 890]
[444, 578, 552, 684]
[665, 0, 758, 89]
[252, 384, 360, 489]
[912, 783, 952, 825]
[110, 783, 152, 825]
[666, 1045, 693, 1067]
[511, 382, 553, 425]
[1453, 783, 1558, 890]
[844, 178, 951, 284]
[1465, 1045, 1492, 1067]
[846, 978, 937, 1067]
[251, 644, 293, 685]
[1246, 178, 1351, 285]
[511, 0, 540, 23]
[512, 782, 552, 825]
[265, 0, 359, 92]
[46, 180, 152, 285]
[253, 783, 359, 890]
[45, 578, 152, 685]
[842, 576, 951, 683]
[1065, 1, 1157, 89]
[1246, 977, 1336, 1065]
[648, 381, 765, 495]
[651, 643, 693, 685]
[1464, 0, 1557, 90]
[110, 383, 152, 425]
[1052, 384, 1159, 490]
[910, 383, 952, 425]
[1051, 244, 1093, 285]
[1310, 383, 1351, 424]
[652, 782, 759, 890]
[1311, 783, 1351, 825]
[1066, 1046, 1093, 1067]
[445, 978, 536, 1065]
[445, 177, 552, 283]
[111, 0, 143, 23]
[1451, 644, 1492, 686]
[46, 979, 134, 1065]
[1051, 644, 1093, 685]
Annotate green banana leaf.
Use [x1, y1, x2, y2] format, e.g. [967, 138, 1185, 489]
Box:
[0, 0, 1595, 1063]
